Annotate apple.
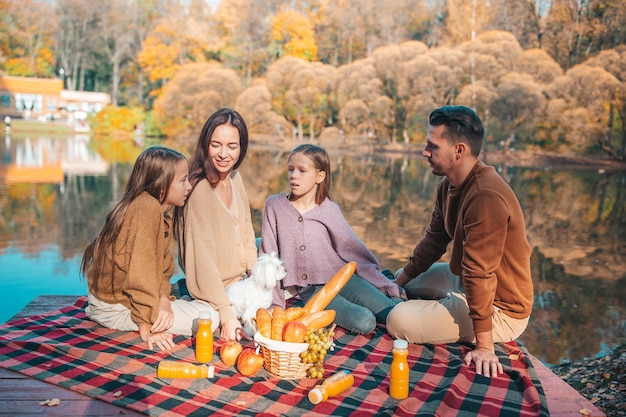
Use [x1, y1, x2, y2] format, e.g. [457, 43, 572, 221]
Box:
[282, 321, 307, 343]
[220, 341, 243, 366]
[237, 348, 264, 377]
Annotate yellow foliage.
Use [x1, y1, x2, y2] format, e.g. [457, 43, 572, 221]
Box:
[271, 9, 317, 61]
[138, 32, 181, 84]
[5, 58, 35, 77]
[91, 106, 144, 138]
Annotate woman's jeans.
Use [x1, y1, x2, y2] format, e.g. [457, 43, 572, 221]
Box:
[298, 274, 400, 334]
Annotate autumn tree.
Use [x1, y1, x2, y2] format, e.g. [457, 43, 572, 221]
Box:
[86, 1, 142, 105]
[489, 72, 546, 149]
[393, 46, 466, 143]
[270, 8, 318, 61]
[312, 0, 429, 66]
[264, 56, 337, 141]
[214, 0, 280, 86]
[152, 62, 242, 140]
[138, 1, 219, 102]
[584, 46, 626, 159]
[234, 80, 291, 136]
[487, 0, 551, 49]
[514, 48, 563, 85]
[371, 41, 429, 143]
[2, 0, 56, 77]
[545, 63, 622, 156]
[334, 58, 393, 140]
[55, 0, 100, 91]
[442, 0, 491, 45]
[542, 0, 626, 70]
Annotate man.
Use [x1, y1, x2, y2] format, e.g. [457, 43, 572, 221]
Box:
[386, 106, 533, 378]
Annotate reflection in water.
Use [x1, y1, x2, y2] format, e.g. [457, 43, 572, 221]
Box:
[0, 136, 624, 366]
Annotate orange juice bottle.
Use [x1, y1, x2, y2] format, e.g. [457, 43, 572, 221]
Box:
[308, 370, 354, 404]
[389, 339, 409, 399]
[157, 360, 214, 378]
[195, 311, 214, 363]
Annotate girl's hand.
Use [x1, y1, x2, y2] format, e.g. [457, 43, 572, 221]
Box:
[139, 323, 175, 351]
[151, 296, 174, 333]
[220, 318, 250, 341]
[144, 331, 176, 352]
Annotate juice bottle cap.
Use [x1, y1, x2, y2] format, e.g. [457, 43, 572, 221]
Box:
[308, 387, 324, 404]
[393, 339, 408, 349]
[199, 311, 213, 320]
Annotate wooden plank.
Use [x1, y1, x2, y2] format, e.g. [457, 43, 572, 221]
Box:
[2, 296, 145, 416]
[8, 295, 79, 320]
[0, 368, 144, 416]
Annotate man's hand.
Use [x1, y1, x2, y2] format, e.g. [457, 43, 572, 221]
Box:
[464, 330, 503, 377]
[463, 348, 503, 377]
[394, 269, 411, 287]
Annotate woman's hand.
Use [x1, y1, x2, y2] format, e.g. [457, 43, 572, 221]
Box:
[138, 323, 176, 351]
[220, 318, 250, 342]
[151, 296, 174, 333]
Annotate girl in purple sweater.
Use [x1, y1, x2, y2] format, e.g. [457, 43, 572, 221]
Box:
[260, 144, 404, 334]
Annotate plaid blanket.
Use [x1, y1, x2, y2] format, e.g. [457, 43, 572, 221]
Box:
[0, 297, 548, 416]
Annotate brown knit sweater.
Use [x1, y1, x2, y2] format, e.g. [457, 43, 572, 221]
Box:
[87, 192, 174, 326]
[403, 161, 533, 333]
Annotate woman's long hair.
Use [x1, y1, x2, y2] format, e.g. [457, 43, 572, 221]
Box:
[173, 108, 249, 270]
[80, 146, 185, 292]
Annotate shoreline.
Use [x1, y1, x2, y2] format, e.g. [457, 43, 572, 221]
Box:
[249, 136, 626, 171]
[550, 342, 626, 416]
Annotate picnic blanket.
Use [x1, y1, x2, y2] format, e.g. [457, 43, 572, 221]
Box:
[0, 297, 548, 416]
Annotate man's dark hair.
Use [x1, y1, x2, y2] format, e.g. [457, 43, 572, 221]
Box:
[429, 106, 484, 157]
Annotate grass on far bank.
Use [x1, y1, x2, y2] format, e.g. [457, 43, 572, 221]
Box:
[4, 119, 73, 137]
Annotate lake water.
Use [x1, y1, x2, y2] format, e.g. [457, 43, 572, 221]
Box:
[1, 131, 625, 366]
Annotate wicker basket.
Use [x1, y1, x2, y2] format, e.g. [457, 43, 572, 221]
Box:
[253, 332, 310, 379]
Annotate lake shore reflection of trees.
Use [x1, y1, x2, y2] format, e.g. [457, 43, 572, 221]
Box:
[1, 135, 624, 365]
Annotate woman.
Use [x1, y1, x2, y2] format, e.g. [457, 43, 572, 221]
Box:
[175, 108, 257, 341]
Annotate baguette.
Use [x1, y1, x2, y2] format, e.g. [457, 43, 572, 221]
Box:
[302, 261, 357, 314]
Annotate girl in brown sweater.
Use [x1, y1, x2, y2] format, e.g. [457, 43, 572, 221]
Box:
[81, 146, 219, 352]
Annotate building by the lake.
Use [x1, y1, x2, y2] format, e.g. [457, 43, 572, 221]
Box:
[0, 75, 110, 127]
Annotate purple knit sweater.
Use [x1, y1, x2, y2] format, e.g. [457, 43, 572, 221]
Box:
[260, 193, 403, 307]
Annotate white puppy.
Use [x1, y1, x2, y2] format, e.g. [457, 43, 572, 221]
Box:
[225, 252, 286, 327]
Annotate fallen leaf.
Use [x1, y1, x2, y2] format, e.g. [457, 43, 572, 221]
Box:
[39, 398, 61, 407]
[578, 408, 591, 416]
[113, 391, 122, 397]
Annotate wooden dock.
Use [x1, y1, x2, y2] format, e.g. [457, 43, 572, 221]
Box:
[0, 296, 607, 416]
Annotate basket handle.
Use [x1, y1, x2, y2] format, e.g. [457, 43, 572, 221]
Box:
[249, 317, 259, 335]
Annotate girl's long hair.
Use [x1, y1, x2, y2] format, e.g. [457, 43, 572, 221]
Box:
[289, 143, 332, 205]
[80, 146, 185, 292]
[173, 108, 249, 270]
